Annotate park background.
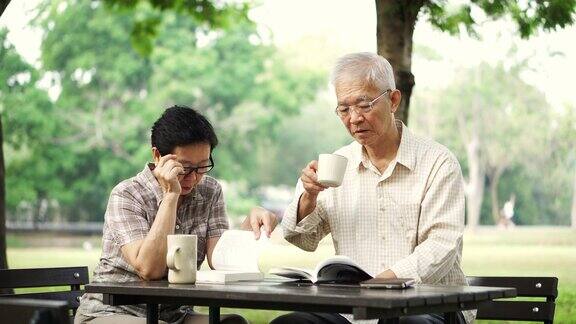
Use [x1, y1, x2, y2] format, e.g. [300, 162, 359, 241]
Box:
[1, 0, 575, 323]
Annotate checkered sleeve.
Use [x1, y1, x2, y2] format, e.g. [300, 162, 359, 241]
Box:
[106, 186, 150, 247]
[206, 182, 229, 238]
[282, 180, 331, 252]
[390, 156, 465, 283]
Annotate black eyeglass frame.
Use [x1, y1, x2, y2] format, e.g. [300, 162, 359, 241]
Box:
[148, 156, 215, 176]
[178, 156, 215, 176]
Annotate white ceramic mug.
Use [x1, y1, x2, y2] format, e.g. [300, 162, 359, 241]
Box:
[317, 154, 348, 187]
[166, 234, 197, 284]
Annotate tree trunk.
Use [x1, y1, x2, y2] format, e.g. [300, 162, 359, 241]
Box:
[0, 0, 12, 17]
[375, 0, 424, 125]
[464, 135, 484, 230]
[0, 117, 12, 294]
[571, 168, 576, 229]
[457, 97, 484, 230]
[0, 0, 13, 294]
[487, 166, 506, 224]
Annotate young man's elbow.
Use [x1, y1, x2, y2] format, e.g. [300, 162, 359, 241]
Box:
[136, 264, 165, 281]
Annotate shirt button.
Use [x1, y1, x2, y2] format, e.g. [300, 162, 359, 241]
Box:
[175, 224, 180, 230]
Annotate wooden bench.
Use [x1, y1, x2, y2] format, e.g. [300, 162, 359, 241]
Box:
[0, 266, 89, 318]
[468, 276, 558, 323]
[0, 298, 70, 323]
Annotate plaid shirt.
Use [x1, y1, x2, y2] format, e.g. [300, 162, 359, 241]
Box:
[282, 121, 474, 324]
[77, 165, 229, 322]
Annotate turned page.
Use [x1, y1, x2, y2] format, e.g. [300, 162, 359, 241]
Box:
[211, 230, 268, 272]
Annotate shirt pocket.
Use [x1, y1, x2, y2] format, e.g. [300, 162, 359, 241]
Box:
[393, 202, 421, 248]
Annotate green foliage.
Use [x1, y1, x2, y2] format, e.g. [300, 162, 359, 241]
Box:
[145, 10, 324, 189]
[102, 0, 250, 56]
[411, 61, 575, 225]
[1, 28, 59, 215]
[2, 0, 324, 222]
[422, 0, 576, 38]
[256, 96, 351, 186]
[25, 0, 153, 220]
[424, 2, 478, 37]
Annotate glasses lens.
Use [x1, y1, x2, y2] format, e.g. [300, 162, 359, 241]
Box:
[336, 106, 348, 117]
[357, 103, 371, 113]
[179, 168, 193, 176]
[196, 165, 213, 174]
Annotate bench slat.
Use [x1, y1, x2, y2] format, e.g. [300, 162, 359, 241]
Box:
[0, 266, 89, 288]
[0, 298, 70, 323]
[1, 289, 85, 308]
[468, 276, 558, 323]
[476, 300, 556, 321]
[468, 276, 558, 299]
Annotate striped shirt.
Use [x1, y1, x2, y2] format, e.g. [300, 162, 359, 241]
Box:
[282, 121, 474, 323]
[77, 164, 229, 322]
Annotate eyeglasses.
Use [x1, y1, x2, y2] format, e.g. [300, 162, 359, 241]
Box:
[148, 156, 215, 176]
[334, 89, 391, 118]
[179, 156, 214, 176]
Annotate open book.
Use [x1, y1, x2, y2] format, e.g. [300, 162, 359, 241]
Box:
[269, 255, 372, 284]
[196, 230, 266, 284]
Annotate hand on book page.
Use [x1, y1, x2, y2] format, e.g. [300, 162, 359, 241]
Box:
[197, 230, 267, 284]
[269, 255, 372, 284]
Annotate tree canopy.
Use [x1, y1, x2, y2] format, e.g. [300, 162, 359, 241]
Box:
[411, 59, 574, 227]
[375, 0, 575, 123]
[2, 0, 324, 222]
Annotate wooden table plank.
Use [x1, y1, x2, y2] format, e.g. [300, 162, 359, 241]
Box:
[87, 280, 516, 322]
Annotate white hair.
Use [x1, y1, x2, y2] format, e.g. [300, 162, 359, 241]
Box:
[330, 52, 396, 91]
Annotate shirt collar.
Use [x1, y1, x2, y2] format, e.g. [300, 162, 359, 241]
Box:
[395, 121, 416, 171]
[351, 120, 416, 172]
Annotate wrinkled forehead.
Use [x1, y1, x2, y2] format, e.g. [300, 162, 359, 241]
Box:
[171, 143, 212, 165]
[335, 80, 380, 104]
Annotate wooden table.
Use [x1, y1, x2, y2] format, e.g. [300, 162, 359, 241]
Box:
[86, 280, 516, 324]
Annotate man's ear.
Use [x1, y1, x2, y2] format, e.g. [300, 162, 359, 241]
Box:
[390, 90, 402, 113]
[151, 147, 161, 163]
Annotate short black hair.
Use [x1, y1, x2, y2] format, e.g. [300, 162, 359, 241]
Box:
[151, 105, 218, 155]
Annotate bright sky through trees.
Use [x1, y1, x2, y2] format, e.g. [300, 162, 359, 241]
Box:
[2, 0, 575, 110]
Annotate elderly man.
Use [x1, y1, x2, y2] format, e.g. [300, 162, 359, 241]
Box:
[273, 53, 472, 324]
[75, 106, 276, 324]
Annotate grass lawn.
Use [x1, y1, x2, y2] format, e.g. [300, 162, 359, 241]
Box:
[7, 226, 576, 323]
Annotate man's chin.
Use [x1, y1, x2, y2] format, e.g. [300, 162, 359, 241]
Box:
[354, 134, 370, 144]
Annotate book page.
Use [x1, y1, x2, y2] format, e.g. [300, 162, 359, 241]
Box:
[313, 255, 357, 274]
[211, 230, 268, 272]
[197, 270, 263, 283]
[269, 255, 369, 283]
[268, 267, 314, 281]
[313, 255, 372, 283]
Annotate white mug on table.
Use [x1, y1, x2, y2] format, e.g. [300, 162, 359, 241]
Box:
[166, 234, 197, 284]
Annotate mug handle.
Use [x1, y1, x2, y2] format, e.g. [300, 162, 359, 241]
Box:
[166, 246, 181, 270]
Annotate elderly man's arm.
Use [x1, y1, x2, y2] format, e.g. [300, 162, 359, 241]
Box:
[385, 156, 466, 283]
[281, 181, 331, 252]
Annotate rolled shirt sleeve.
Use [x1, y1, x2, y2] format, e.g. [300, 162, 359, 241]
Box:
[282, 180, 331, 252]
[107, 186, 150, 247]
